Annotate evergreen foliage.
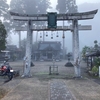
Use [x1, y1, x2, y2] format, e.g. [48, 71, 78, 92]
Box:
[56, 0, 77, 13]
[0, 0, 10, 32]
[0, 20, 7, 51]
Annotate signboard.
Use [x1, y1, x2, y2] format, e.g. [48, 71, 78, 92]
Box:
[47, 12, 57, 29]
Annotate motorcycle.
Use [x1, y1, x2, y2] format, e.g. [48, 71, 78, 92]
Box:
[0, 61, 13, 82]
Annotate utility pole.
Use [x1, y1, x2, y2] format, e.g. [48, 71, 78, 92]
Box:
[18, 31, 21, 49]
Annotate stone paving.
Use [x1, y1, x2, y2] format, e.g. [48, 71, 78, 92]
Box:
[50, 80, 75, 100]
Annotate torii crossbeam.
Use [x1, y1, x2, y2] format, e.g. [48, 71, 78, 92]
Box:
[15, 25, 92, 31]
[10, 9, 97, 21]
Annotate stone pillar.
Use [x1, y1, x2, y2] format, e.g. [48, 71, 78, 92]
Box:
[72, 19, 79, 61]
[72, 19, 80, 77]
[24, 20, 32, 77]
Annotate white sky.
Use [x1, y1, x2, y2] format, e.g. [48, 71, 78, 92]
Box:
[50, 0, 100, 8]
[7, 0, 100, 14]
[76, 0, 100, 5]
[7, 0, 100, 5]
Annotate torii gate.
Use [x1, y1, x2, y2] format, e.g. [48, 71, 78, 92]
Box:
[10, 9, 98, 77]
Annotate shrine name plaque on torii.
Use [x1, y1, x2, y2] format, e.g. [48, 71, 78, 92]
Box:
[10, 9, 98, 77]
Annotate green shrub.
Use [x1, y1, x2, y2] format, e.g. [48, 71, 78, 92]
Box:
[94, 57, 100, 67]
[92, 66, 98, 73]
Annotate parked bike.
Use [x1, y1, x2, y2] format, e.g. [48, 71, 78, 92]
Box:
[0, 61, 13, 82]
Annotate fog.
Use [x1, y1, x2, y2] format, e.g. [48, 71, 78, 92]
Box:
[8, 0, 100, 52]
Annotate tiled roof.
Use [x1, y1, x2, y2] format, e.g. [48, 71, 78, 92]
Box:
[38, 42, 61, 51]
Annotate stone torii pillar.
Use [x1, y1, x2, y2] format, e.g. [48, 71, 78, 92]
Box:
[23, 20, 32, 77]
[72, 19, 79, 61]
[72, 19, 82, 77]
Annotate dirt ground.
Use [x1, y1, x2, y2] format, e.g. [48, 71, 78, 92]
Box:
[0, 60, 100, 100]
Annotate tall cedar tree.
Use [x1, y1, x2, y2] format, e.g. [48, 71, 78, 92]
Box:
[0, 0, 9, 16]
[0, 20, 7, 51]
[0, 0, 10, 32]
[56, 0, 77, 13]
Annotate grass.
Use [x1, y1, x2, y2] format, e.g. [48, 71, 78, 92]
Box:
[32, 72, 74, 81]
